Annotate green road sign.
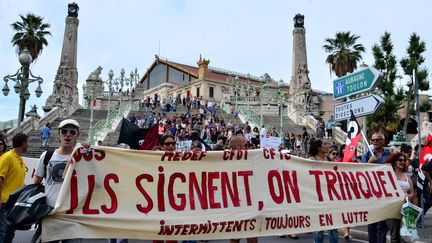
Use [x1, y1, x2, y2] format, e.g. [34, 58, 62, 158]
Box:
[333, 67, 383, 100]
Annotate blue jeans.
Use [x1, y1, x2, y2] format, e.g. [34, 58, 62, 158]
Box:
[0, 208, 15, 243]
[313, 229, 338, 243]
[367, 220, 388, 243]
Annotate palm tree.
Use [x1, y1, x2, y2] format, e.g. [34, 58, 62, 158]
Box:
[11, 13, 51, 61]
[323, 31, 365, 77]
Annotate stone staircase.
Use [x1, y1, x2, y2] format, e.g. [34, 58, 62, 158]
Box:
[22, 109, 108, 158]
[261, 114, 313, 136]
[103, 104, 242, 146]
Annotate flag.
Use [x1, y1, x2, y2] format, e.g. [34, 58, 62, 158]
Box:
[140, 125, 159, 150]
[343, 110, 362, 162]
[417, 133, 432, 190]
[189, 131, 213, 151]
[117, 118, 158, 150]
[93, 99, 97, 107]
[419, 133, 432, 169]
[189, 90, 193, 99]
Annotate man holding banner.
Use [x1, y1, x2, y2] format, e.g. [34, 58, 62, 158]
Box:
[33, 119, 82, 243]
[361, 131, 390, 243]
[229, 135, 258, 243]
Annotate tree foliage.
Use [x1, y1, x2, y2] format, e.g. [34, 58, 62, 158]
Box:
[11, 13, 51, 61]
[368, 32, 404, 139]
[323, 31, 366, 77]
[400, 33, 429, 134]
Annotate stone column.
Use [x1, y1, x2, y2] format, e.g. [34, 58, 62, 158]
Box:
[44, 3, 80, 115]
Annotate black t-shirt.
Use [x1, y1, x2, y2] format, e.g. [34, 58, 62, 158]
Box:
[302, 131, 309, 142]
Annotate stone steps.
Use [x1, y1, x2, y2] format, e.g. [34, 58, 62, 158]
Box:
[23, 109, 108, 158]
[103, 105, 242, 146]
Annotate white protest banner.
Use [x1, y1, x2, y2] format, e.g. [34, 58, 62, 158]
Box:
[23, 157, 39, 185]
[42, 147, 404, 241]
[261, 136, 282, 150]
[176, 140, 192, 152]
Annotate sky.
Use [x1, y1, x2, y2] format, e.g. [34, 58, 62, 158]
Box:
[0, 0, 431, 122]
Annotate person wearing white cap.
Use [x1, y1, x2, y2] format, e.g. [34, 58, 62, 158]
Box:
[32, 119, 82, 243]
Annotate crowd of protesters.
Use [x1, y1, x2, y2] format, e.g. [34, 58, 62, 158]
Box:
[1, 92, 432, 242]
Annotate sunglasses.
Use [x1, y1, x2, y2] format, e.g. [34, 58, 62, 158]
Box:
[371, 139, 383, 142]
[331, 152, 338, 156]
[164, 142, 176, 146]
[396, 158, 405, 162]
[60, 128, 78, 136]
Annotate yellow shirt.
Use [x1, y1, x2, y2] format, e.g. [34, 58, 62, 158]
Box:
[0, 150, 26, 202]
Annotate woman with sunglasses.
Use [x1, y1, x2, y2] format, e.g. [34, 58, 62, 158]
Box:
[330, 144, 357, 239]
[308, 139, 338, 243]
[154, 135, 177, 243]
[160, 135, 176, 152]
[328, 146, 338, 161]
[0, 138, 6, 158]
[384, 152, 414, 243]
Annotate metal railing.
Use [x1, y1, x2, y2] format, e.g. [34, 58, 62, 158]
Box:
[238, 106, 261, 129]
[229, 96, 261, 102]
[91, 101, 139, 143]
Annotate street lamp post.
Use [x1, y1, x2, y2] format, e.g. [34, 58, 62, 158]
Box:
[260, 81, 273, 128]
[126, 70, 136, 103]
[129, 69, 140, 105]
[2, 48, 43, 132]
[246, 76, 252, 111]
[278, 79, 289, 136]
[114, 68, 126, 104]
[84, 78, 96, 145]
[231, 76, 239, 112]
[104, 69, 114, 117]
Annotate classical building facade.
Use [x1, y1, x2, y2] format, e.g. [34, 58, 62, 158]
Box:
[138, 55, 285, 107]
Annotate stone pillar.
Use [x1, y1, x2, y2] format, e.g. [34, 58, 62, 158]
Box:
[44, 3, 80, 115]
[289, 14, 319, 116]
[290, 14, 311, 98]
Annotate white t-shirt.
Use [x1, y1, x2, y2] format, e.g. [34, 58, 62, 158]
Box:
[260, 127, 267, 138]
[35, 150, 71, 207]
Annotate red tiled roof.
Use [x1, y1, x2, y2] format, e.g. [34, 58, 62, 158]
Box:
[139, 56, 268, 86]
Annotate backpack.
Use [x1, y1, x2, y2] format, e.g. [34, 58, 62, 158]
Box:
[43, 150, 54, 175]
[4, 184, 53, 230]
[3, 150, 55, 230]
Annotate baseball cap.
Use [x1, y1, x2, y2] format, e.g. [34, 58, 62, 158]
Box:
[58, 119, 80, 129]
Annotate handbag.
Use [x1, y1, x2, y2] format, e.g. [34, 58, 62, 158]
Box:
[400, 197, 423, 242]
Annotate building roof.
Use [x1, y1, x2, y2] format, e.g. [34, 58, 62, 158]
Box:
[138, 55, 276, 86]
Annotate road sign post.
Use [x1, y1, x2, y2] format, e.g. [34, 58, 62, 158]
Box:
[333, 67, 383, 100]
[334, 95, 384, 121]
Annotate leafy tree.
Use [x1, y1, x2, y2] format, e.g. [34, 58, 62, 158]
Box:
[323, 31, 366, 77]
[420, 102, 432, 112]
[368, 32, 404, 140]
[11, 13, 51, 61]
[400, 33, 429, 134]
